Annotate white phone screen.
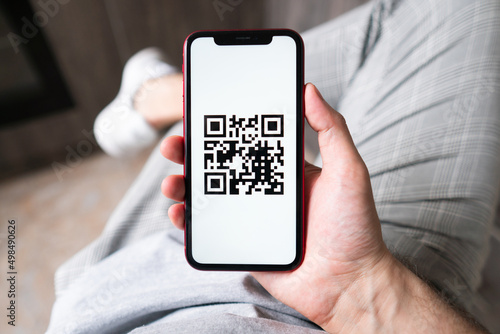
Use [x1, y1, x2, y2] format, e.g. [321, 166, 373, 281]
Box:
[187, 33, 301, 267]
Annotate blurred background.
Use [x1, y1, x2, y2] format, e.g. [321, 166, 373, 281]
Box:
[0, 0, 369, 332]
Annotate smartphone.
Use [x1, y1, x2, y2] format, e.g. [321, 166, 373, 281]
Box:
[183, 29, 304, 271]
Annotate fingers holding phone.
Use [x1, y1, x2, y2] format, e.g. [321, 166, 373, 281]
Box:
[160, 135, 184, 164]
[161, 135, 185, 229]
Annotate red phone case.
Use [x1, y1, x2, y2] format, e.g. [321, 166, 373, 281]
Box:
[183, 29, 305, 271]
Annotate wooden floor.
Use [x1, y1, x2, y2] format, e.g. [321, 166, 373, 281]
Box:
[0, 1, 370, 333]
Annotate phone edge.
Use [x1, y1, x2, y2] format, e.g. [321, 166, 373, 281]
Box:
[183, 29, 305, 272]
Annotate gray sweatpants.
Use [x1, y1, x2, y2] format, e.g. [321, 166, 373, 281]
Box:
[47, 0, 500, 333]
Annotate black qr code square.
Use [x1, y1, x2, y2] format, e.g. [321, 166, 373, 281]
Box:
[204, 114, 284, 195]
[205, 173, 226, 194]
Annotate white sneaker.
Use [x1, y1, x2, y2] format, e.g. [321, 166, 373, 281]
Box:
[94, 48, 178, 158]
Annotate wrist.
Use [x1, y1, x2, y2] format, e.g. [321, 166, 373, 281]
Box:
[320, 250, 486, 334]
[320, 249, 407, 333]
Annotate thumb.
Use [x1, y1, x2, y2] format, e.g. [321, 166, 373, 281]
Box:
[304, 83, 362, 171]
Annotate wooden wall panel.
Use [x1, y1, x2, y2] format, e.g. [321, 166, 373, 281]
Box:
[103, 0, 266, 67]
[0, 0, 122, 178]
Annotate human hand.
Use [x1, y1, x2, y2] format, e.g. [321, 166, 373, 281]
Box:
[160, 83, 391, 329]
[249, 83, 392, 329]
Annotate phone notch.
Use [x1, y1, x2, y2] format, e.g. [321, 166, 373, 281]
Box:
[214, 32, 272, 46]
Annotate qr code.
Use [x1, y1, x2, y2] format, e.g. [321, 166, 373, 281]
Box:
[204, 114, 284, 195]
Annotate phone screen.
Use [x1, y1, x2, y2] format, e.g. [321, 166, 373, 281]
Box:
[184, 30, 303, 270]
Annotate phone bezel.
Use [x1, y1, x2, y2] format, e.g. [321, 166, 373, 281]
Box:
[183, 29, 304, 271]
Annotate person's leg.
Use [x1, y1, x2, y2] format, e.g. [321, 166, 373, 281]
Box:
[301, 1, 395, 159]
[134, 73, 183, 130]
[54, 122, 183, 296]
[94, 48, 182, 157]
[302, 1, 375, 111]
[337, 0, 500, 319]
[301, 0, 500, 325]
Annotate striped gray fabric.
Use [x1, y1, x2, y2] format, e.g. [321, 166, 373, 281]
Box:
[305, 0, 500, 313]
[48, 0, 500, 332]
